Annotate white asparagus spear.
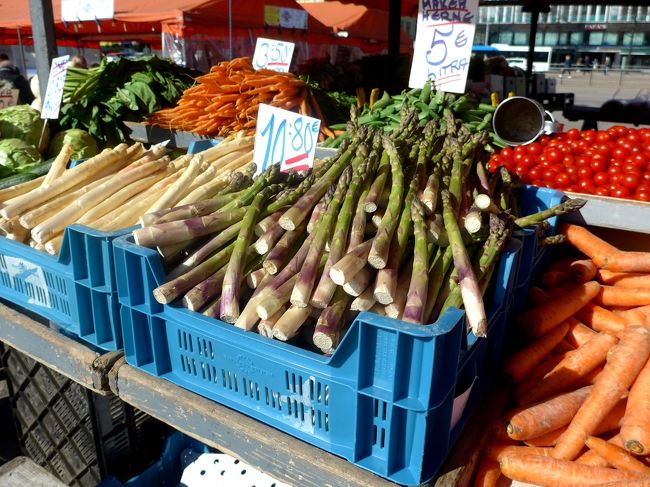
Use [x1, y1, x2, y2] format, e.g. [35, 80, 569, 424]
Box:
[1, 144, 130, 219]
[32, 155, 170, 243]
[19, 174, 115, 229]
[272, 306, 312, 341]
[176, 172, 232, 206]
[44, 234, 64, 255]
[146, 154, 203, 213]
[77, 170, 170, 225]
[42, 143, 73, 186]
[0, 176, 45, 203]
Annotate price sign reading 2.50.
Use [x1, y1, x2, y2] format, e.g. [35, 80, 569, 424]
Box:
[253, 38, 295, 73]
[254, 104, 321, 175]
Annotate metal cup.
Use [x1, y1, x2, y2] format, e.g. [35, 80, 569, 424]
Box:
[492, 96, 560, 146]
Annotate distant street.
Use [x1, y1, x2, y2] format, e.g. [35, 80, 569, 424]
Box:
[544, 70, 650, 130]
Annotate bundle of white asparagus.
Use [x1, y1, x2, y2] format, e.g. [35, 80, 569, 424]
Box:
[0, 133, 256, 255]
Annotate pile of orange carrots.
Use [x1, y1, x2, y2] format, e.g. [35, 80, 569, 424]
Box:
[147, 57, 327, 137]
[476, 222, 650, 486]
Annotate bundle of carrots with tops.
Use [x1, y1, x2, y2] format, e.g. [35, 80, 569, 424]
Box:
[475, 223, 650, 486]
[146, 57, 335, 139]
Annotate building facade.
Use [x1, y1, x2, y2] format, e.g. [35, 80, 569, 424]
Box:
[475, 4, 650, 68]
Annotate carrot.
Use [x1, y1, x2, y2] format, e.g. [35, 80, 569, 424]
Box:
[503, 322, 570, 382]
[585, 436, 650, 473]
[576, 302, 628, 334]
[472, 458, 501, 487]
[621, 356, 650, 455]
[553, 326, 650, 460]
[553, 339, 576, 355]
[560, 222, 619, 263]
[499, 453, 647, 486]
[541, 269, 572, 287]
[524, 426, 566, 447]
[518, 281, 601, 337]
[528, 286, 551, 306]
[596, 286, 650, 308]
[566, 481, 650, 487]
[486, 444, 552, 462]
[514, 352, 569, 401]
[598, 270, 650, 289]
[519, 332, 619, 406]
[570, 259, 598, 283]
[506, 386, 592, 441]
[566, 317, 597, 347]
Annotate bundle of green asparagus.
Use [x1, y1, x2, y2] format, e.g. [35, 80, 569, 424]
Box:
[322, 83, 500, 149]
[134, 107, 585, 354]
[0, 133, 256, 254]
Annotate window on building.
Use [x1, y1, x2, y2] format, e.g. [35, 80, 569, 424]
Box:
[498, 31, 513, 44]
[609, 6, 622, 22]
[514, 32, 528, 45]
[559, 33, 569, 45]
[633, 33, 646, 46]
[570, 31, 583, 45]
[588, 32, 604, 46]
[604, 33, 618, 46]
[545, 32, 559, 46]
[535, 32, 543, 45]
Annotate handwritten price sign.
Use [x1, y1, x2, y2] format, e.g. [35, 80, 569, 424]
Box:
[253, 38, 295, 72]
[61, 0, 114, 22]
[253, 104, 321, 175]
[41, 55, 70, 120]
[409, 0, 479, 93]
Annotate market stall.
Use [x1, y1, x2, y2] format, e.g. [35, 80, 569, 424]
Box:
[0, 1, 649, 486]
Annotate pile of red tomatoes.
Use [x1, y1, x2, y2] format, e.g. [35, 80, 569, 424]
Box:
[488, 127, 650, 201]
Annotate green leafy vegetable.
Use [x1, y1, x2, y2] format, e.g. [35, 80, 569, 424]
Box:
[47, 128, 98, 160]
[0, 138, 44, 178]
[60, 56, 199, 146]
[0, 105, 49, 153]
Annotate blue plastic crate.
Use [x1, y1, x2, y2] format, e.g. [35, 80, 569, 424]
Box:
[0, 224, 131, 351]
[113, 233, 520, 485]
[512, 186, 565, 315]
[99, 431, 210, 487]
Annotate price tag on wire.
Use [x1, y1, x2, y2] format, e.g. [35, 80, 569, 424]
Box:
[252, 38, 295, 72]
[253, 104, 320, 175]
[41, 55, 70, 119]
[408, 0, 479, 93]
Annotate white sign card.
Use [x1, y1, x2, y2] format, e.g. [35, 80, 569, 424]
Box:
[253, 104, 321, 175]
[62, 0, 114, 22]
[408, 0, 479, 93]
[253, 38, 295, 72]
[279, 8, 308, 29]
[41, 55, 70, 120]
[0, 89, 19, 109]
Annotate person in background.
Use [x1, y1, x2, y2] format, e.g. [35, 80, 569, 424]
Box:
[604, 56, 612, 75]
[560, 54, 572, 79]
[0, 53, 34, 105]
[69, 55, 88, 69]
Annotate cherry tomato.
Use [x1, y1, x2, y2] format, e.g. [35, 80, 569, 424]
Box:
[514, 165, 527, 178]
[610, 185, 631, 199]
[639, 128, 650, 141]
[526, 143, 542, 156]
[522, 155, 536, 168]
[578, 179, 596, 194]
[576, 156, 590, 167]
[543, 168, 558, 182]
[636, 190, 650, 202]
[595, 187, 610, 197]
[593, 172, 609, 186]
[565, 166, 579, 182]
[626, 133, 640, 145]
[528, 165, 544, 181]
[621, 173, 642, 190]
[546, 148, 562, 164]
[499, 147, 513, 161]
[563, 155, 575, 167]
[554, 173, 571, 188]
[538, 135, 551, 145]
[631, 153, 648, 167]
[596, 131, 611, 143]
[577, 166, 593, 179]
[514, 145, 528, 156]
[513, 152, 525, 166]
[612, 147, 629, 161]
[582, 131, 596, 144]
[590, 157, 607, 172]
[566, 128, 581, 141]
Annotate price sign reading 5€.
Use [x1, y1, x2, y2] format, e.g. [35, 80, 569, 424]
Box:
[253, 104, 321, 175]
[252, 38, 295, 73]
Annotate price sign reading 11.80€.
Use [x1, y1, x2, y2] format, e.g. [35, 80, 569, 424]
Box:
[253, 104, 321, 175]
